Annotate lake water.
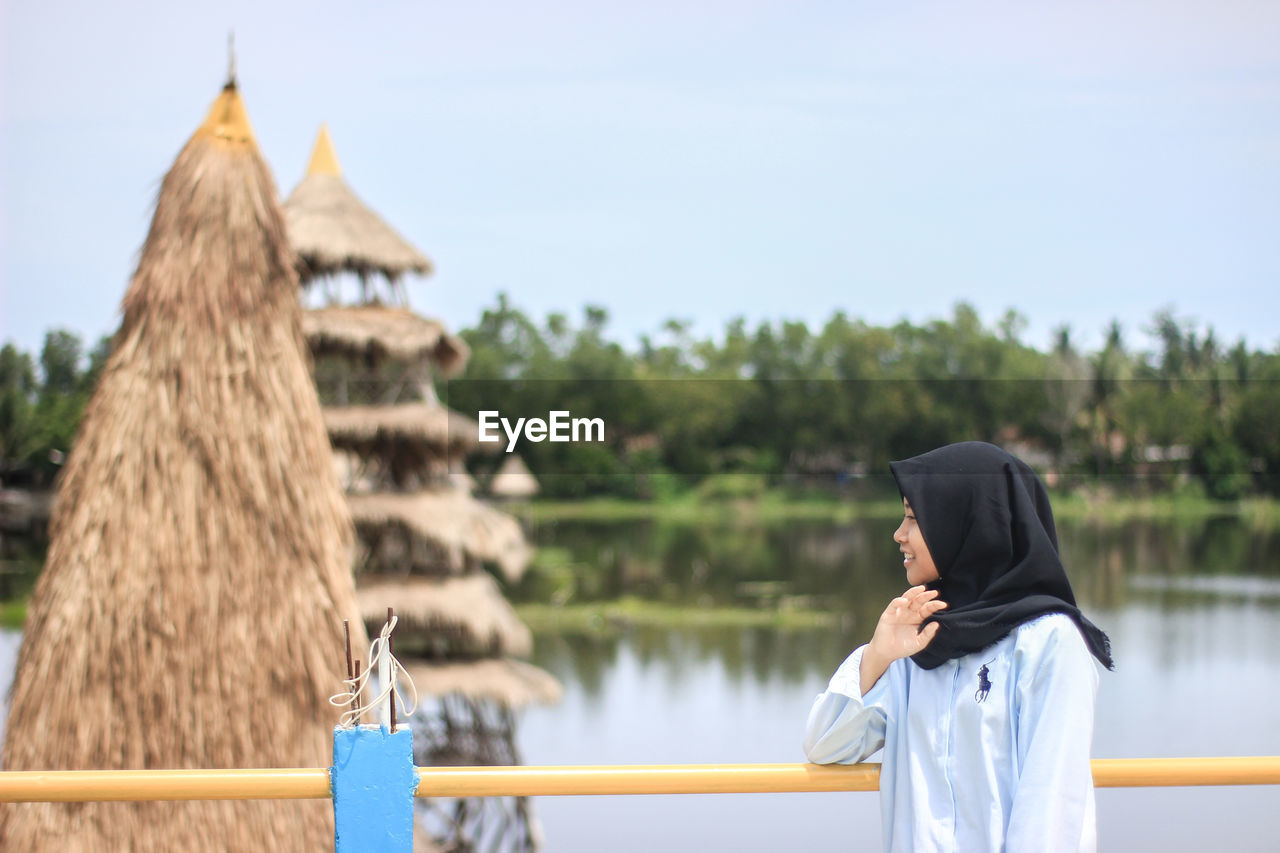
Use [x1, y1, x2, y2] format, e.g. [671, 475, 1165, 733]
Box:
[510, 516, 1280, 852]
[3, 515, 1279, 851]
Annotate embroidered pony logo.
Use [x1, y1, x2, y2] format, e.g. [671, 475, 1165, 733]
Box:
[975, 662, 994, 703]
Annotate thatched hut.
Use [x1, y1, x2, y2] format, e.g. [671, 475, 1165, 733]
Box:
[0, 80, 366, 851]
[489, 454, 541, 500]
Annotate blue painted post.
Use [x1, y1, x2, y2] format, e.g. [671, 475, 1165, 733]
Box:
[331, 725, 417, 851]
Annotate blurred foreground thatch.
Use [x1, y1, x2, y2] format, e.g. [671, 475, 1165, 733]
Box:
[0, 81, 366, 851]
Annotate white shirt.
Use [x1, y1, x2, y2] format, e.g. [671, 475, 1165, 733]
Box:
[804, 613, 1099, 853]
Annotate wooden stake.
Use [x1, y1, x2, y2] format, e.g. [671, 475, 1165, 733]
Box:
[352, 660, 362, 721]
[343, 620, 354, 681]
[387, 607, 396, 733]
[343, 620, 358, 722]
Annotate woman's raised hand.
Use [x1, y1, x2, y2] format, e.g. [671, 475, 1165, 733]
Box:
[858, 586, 947, 695]
[870, 586, 947, 660]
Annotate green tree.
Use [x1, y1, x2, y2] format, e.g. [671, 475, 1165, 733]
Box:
[1088, 320, 1133, 475]
[0, 344, 37, 467]
[31, 330, 94, 476]
[39, 330, 83, 396]
[1233, 364, 1280, 495]
[1044, 326, 1091, 472]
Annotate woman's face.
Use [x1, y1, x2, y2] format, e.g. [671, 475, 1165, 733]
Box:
[893, 498, 940, 586]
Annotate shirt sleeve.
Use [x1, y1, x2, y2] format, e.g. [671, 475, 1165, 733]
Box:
[1006, 617, 1100, 852]
[802, 644, 893, 765]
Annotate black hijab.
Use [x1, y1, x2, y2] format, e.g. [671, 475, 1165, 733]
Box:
[889, 441, 1112, 670]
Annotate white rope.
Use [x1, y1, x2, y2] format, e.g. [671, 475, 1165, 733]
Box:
[328, 616, 419, 729]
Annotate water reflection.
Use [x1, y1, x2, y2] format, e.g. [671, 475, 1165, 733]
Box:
[530, 628, 857, 706]
[517, 515, 1280, 622]
[1127, 574, 1280, 601]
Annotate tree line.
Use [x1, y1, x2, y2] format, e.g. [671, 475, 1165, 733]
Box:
[445, 297, 1280, 500]
[3, 300, 1278, 500]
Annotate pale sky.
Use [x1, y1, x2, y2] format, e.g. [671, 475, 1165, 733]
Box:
[3, 1, 1278, 359]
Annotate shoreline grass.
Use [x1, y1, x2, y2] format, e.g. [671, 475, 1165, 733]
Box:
[515, 596, 840, 635]
[512, 492, 1280, 526]
[1, 598, 28, 630]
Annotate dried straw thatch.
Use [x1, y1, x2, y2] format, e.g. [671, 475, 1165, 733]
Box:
[404, 658, 563, 709]
[449, 469, 478, 493]
[325, 404, 476, 491]
[357, 574, 531, 658]
[488, 454, 540, 499]
[284, 124, 433, 284]
[0, 82, 366, 851]
[305, 305, 468, 374]
[349, 490, 531, 582]
[325, 402, 478, 455]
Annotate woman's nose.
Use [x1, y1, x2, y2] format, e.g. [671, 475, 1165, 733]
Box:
[893, 523, 907, 543]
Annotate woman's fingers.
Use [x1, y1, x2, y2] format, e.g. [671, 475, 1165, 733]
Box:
[898, 588, 922, 613]
[901, 588, 944, 616]
[903, 586, 940, 608]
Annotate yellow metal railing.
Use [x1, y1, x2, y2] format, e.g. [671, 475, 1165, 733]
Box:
[2, 757, 1279, 803]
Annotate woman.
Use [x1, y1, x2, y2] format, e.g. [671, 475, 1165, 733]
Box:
[804, 442, 1112, 853]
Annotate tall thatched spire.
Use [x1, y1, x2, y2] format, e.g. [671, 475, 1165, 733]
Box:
[198, 80, 256, 147]
[0, 79, 367, 851]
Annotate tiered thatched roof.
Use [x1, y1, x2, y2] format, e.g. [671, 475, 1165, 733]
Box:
[349, 489, 531, 582]
[357, 574, 531, 658]
[284, 118, 557, 738]
[404, 658, 562, 710]
[325, 402, 479, 455]
[284, 124, 433, 283]
[0, 82, 366, 851]
[322, 403, 479, 489]
[305, 305, 468, 375]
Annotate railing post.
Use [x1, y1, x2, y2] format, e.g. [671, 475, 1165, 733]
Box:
[331, 725, 417, 851]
